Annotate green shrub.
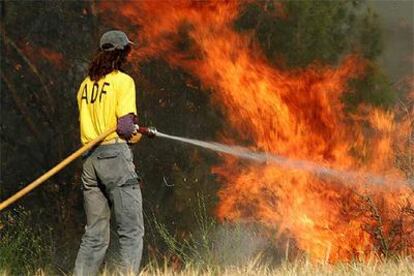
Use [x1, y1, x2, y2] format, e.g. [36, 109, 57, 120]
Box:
[0, 207, 54, 275]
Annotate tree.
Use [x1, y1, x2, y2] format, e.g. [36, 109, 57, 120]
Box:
[235, 0, 395, 108]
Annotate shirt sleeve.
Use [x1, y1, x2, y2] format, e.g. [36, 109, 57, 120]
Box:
[116, 75, 138, 118]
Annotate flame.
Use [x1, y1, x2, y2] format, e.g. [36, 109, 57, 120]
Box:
[102, 1, 414, 262]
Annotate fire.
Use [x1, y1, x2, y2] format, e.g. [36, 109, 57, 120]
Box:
[102, 1, 414, 262]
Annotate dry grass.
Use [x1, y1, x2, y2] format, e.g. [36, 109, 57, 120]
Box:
[102, 257, 414, 276]
[0, 256, 413, 275]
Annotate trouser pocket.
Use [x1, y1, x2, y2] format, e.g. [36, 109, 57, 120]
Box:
[118, 183, 142, 210]
[94, 145, 138, 187]
[111, 184, 144, 237]
[97, 150, 120, 159]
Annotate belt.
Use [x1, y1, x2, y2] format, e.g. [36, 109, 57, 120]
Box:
[100, 137, 127, 145]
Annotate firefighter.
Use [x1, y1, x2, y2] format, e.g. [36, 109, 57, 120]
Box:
[74, 30, 144, 276]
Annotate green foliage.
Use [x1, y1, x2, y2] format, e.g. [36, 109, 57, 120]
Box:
[344, 62, 396, 110]
[235, 0, 370, 68]
[235, 0, 384, 67]
[357, 8, 383, 59]
[0, 208, 54, 275]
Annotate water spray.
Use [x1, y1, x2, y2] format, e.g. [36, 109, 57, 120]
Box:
[153, 130, 413, 187]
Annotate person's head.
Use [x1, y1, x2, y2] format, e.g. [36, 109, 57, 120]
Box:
[88, 30, 134, 81]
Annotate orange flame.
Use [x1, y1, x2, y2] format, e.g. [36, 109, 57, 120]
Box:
[103, 1, 414, 262]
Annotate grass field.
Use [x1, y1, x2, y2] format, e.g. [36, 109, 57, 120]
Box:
[2, 199, 413, 276]
[137, 257, 414, 276]
[2, 208, 413, 275]
[2, 257, 412, 276]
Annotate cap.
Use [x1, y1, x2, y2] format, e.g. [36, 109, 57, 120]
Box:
[99, 30, 134, 51]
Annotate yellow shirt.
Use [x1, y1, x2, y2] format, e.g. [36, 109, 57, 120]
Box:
[77, 71, 137, 145]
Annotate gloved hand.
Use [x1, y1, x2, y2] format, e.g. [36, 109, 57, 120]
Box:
[116, 113, 136, 140]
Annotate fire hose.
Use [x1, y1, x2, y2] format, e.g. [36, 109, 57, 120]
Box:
[0, 125, 157, 212]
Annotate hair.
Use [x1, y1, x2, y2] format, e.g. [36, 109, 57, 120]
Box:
[87, 45, 131, 81]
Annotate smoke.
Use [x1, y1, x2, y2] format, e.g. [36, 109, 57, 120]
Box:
[210, 224, 272, 266]
[369, 0, 414, 82]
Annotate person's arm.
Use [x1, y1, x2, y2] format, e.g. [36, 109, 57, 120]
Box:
[116, 74, 137, 118]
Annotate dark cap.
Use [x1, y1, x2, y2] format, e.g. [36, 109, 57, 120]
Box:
[99, 30, 134, 51]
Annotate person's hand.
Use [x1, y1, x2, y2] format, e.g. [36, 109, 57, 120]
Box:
[116, 113, 136, 140]
[128, 132, 142, 144]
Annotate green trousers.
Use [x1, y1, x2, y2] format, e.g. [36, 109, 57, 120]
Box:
[74, 143, 144, 276]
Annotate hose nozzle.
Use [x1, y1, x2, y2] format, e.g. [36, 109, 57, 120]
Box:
[135, 125, 157, 138]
